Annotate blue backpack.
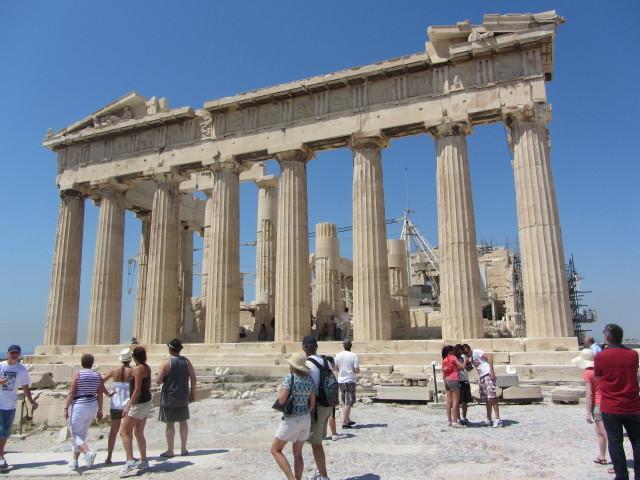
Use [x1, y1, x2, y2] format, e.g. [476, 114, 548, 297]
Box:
[308, 356, 340, 407]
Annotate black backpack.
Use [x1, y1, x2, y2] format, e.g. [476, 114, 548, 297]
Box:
[308, 356, 340, 407]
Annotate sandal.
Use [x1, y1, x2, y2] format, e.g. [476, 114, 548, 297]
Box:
[180, 450, 189, 456]
[608, 467, 615, 475]
[159, 451, 175, 458]
[593, 458, 607, 465]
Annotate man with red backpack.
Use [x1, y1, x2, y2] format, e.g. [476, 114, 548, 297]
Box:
[303, 335, 339, 480]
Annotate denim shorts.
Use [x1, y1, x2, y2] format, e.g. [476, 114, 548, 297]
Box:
[0, 409, 16, 439]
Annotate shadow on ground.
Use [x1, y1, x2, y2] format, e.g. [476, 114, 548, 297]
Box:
[349, 424, 388, 430]
[344, 475, 381, 480]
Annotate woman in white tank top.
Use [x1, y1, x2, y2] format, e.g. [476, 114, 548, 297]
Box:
[102, 349, 134, 464]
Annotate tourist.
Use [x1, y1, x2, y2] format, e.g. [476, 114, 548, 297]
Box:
[462, 344, 502, 427]
[259, 323, 268, 341]
[584, 336, 603, 356]
[270, 352, 316, 480]
[340, 308, 351, 340]
[0, 345, 38, 472]
[595, 323, 640, 480]
[334, 338, 359, 429]
[454, 344, 472, 425]
[156, 338, 196, 458]
[103, 348, 134, 464]
[64, 353, 104, 471]
[441, 345, 466, 428]
[331, 315, 342, 341]
[572, 348, 608, 466]
[304, 335, 335, 480]
[119, 346, 152, 476]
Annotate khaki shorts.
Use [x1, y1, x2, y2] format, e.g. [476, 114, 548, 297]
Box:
[275, 414, 311, 443]
[308, 405, 333, 445]
[128, 400, 152, 420]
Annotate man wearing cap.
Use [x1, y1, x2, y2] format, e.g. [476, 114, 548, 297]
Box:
[303, 335, 333, 480]
[334, 338, 359, 429]
[156, 339, 197, 458]
[0, 345, 38, 471]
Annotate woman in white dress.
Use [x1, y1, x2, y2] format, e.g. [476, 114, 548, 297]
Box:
[102, 349, 134, 464]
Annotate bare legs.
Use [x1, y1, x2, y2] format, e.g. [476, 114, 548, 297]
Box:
[163, 421, 189, 456]
[486, 398, 500, 421]
[271, 438, 305, 480]
[446, 388, 461, 424]
[595, 420, 608, 461]
[341, 405, 353, 426]
[120, 416, 147, 462]
[106, 418, 121, 463]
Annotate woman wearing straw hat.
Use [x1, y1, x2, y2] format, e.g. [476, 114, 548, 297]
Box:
[102, 349, 134, 464]
[572, 348, 608, 466]
[271, 352, 316, 480]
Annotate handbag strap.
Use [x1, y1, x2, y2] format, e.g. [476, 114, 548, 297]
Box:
[287, 373, 294, 400]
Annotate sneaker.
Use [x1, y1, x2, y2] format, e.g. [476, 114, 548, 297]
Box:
[120, 460, 139, 477]
[84, 450, 97, 468]
[460, 418, 469, 426]
[331, 434, 347, 441]
[342, 423, 353, 429]
[346, 420, 356, 426]
[136, 459, 149, 470]
[492, 419, 504, 428]
[306, 471, 320, 480]
[68, 460, 78, 471]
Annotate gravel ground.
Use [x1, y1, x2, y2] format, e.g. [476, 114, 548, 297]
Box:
[0, 393, 632, 479]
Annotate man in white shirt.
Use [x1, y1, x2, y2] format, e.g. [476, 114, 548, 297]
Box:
[0, 345, 38, 471]
[334, 338, 359, 429]
[462, 343, 502, 427]
[584, 336, 603, 356]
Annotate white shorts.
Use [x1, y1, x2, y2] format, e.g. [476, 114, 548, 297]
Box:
[275, 414, 311, 443]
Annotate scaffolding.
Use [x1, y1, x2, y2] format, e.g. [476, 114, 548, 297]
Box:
[567, 254, 597, 343]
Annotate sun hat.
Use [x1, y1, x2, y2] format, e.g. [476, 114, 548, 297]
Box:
[571, 348, 595, 370]
[286, 352, 310, 373]
[118, 348, 132, 362]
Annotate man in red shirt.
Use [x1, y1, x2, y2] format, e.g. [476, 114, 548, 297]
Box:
[594, 323, 640, 480]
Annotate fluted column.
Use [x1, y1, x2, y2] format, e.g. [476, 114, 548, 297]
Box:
[44, 190, 85, 345]
[505, 103, 572, 337]
[132, 212, 151, 342]
[351, 135, 391, 341]
[430, 122, 483, 340]
[179, 225, 194, 337]
[205, 160, 242, 343]
[387, 239, 410, 332]
[199, 192, 213, 323]
[255, 176, 278, 328]
[275, 149, 313, 342]
[87, 189, 126, 345]
[313, 222, 341, 334]
[142, 176, 181, 344]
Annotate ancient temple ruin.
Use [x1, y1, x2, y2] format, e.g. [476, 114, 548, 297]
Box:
[40, 11, 574, 352]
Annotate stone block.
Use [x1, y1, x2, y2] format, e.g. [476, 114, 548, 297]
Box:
[510, 351, 577, 365]
[376, 386, 430, 402]
[551, 387, 585, 399]
[502, 385, 543, 402]
[523, 337, 579, 352]
[551, 393, 580, 405]
[30, 372, 55, 389]
[495, 374, 518, 389]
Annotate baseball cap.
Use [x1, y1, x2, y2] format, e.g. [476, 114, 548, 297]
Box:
[302, 335, 318, 348]
[167, 338, 183, 352]
[7, 345, 21, 354]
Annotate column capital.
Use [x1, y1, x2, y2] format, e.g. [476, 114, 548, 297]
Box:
[255, 174, 278, 190]
[147, 171, 187, 185]
[59, 189, 86, 200]
[350, 133, 388, 151]
[209, 157, 244, 175]
[428, 121, 471, 138]
[274, 147, 314, 163]
[503, 102, 551, 128]
[133, 209, 151, 220]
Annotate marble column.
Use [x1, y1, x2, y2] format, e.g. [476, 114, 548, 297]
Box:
[44, 190, 85, 345]
[142, 176, 181, 344]
[350, 135, 392, 341]
[505, 104, 572, 338]
[430, 122, 483, 340]
[255, 176, 278, 328]
[87, 189, 126, 345]
[387, 239, 410, 332]
[198, 192, 213, 329]
[313, 222, 341, 334]
[274, 149, 313, 343]
[179, 225, 194, 337]
[205, 160, 242, 344]
[132, 212, 151, 342]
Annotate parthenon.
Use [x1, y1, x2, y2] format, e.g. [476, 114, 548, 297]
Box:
[40, 11, 573, 350]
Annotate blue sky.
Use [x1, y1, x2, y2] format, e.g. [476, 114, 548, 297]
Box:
[1, 1, 638, 353]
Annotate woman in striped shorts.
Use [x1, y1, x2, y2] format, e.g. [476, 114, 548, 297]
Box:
[64, 353, 106, 471]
